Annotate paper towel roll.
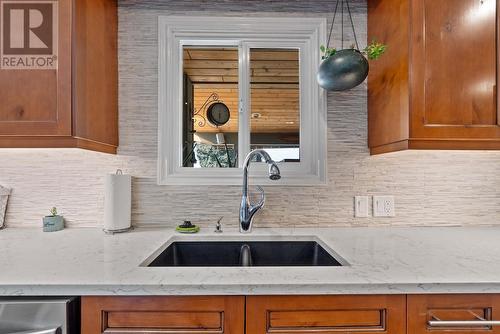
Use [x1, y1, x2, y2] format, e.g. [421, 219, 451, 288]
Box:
[104, 170, 132, 233]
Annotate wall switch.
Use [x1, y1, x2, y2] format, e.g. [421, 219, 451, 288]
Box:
[373, 196, 395, 217]
[354, 196, 369, 218]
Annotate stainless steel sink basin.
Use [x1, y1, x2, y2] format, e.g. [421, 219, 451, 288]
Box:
[142, 240, 345, 267]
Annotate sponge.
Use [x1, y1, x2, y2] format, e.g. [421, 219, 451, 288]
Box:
[175, 220, 200, 233]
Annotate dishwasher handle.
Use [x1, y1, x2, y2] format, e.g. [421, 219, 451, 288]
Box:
[8, 328, 62, 334]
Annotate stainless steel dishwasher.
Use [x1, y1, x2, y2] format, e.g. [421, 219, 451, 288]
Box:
[0, 298, 79, 334]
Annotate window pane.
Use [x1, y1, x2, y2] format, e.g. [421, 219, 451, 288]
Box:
[182, 46, 239, 168]
[249, 48, 300, 163]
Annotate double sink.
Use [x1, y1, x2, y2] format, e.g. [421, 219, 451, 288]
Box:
[142, 238, 346, 267]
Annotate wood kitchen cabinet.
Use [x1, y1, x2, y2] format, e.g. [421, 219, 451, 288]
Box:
[408, 294, 500, 334]
[82, 295, 404, 334]
[0, 0, 118, 154]
[368, 0, 500, 155]
[81, 296, 245, 334]
[82, 295, 500, 334]
[246, 295, 406, 334]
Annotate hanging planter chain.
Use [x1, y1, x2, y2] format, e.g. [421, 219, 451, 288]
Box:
[325, 0, 360, 52]
[326, 0, 338, 51]
[341, 0, 344, 49]
[345, 0, 360, 50]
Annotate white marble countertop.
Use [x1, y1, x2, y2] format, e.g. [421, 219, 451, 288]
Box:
[1, 226, 500, 296]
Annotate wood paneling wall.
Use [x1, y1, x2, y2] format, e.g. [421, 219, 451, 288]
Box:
[193, 84, 300, 133]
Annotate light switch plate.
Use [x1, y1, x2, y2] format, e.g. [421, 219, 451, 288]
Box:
[354, 196, 369, 218]
[373, 196, 395, 217]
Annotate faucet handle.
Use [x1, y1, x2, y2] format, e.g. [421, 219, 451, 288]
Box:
[214, 216, 223, 233]
[247, 186, 265, 221]
[251, 186, 265, 210]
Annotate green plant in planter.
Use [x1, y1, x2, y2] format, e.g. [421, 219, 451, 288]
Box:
[320, 45, 337, 60]
[49, 207, 57, 216]
[320, 40, 387, 60]
[363, 40, 387, 60]
[43, 206, 64, 232]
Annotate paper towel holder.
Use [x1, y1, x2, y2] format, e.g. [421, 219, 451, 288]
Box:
[103, 169, 133, 235]
[104, 227, 133, 235]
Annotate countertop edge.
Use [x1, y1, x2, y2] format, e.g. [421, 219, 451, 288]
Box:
[3, 283, 500, 296]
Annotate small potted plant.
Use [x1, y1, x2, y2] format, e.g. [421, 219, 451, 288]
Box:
[317, 40, 387, 91]
[43, 207, 64, 232]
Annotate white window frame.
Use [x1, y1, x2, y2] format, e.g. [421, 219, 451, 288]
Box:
[158, 16, 327, 186]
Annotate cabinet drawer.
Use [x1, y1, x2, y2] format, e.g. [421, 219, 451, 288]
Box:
[82, 296, 245, 334]
[105, 311, 223, 331]
[408, 294, 500, 334]
[246, 295, 405, 334]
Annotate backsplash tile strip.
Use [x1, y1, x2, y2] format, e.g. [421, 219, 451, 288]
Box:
[0, 0, 499, 228]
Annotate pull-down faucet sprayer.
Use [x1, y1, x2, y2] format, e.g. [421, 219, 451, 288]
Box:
[239, 149, 281, 233]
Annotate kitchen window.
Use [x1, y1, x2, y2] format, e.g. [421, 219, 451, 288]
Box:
[158, 16, 327, 185]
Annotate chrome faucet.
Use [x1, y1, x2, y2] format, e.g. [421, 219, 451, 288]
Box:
[239, 149, 281, 233]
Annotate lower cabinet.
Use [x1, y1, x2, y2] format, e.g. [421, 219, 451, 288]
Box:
[246, 295, 405, 334]
[81, 294, 500, 334]
[408, 294, 500, 334]
[82, 295, 404, 334]
[81, 296, 245, 334]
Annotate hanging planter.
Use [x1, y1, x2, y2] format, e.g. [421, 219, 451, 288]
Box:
[317, 49, 369, 91]
[317, 0, 387, 91]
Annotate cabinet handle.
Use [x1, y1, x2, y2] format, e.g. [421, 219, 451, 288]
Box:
[104, 330, 221, 334]
[428, 320, 500, 327]
[7, 328, 61, 334]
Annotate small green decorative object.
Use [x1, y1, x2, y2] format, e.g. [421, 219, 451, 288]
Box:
[175, 220, 200, 234]
[363, 40, 387, 60]
[320, 40, 387, 61]
[43, 207, 64, 232]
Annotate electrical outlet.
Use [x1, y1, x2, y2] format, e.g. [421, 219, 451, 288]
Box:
[373, 196, 395, 217]
[354, 196, 369, 218]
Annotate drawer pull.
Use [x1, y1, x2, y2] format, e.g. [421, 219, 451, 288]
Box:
[104, 330, 222, 334]
[428, 320, 500, 327]
[8, 328, 61, 334]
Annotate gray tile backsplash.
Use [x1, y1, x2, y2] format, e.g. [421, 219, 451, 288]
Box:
[0, 0, 499, 228]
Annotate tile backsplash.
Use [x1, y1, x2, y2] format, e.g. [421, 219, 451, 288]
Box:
[0, 0, 499, 228]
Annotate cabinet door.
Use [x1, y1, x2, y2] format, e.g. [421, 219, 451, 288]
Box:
[408, 294, 500, 334]
[0, 0, 71, 136]
[246, 295, 406, 334]
[81, 296, 245, 334]
[410, 0, 500, 141]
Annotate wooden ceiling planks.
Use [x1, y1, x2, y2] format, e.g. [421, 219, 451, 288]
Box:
[183, 48, 299, 84]
[186, 48, 300, 134]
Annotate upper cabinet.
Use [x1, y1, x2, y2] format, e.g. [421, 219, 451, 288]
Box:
[368, 0, 500, 155]
[0, 0, 118, 154]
